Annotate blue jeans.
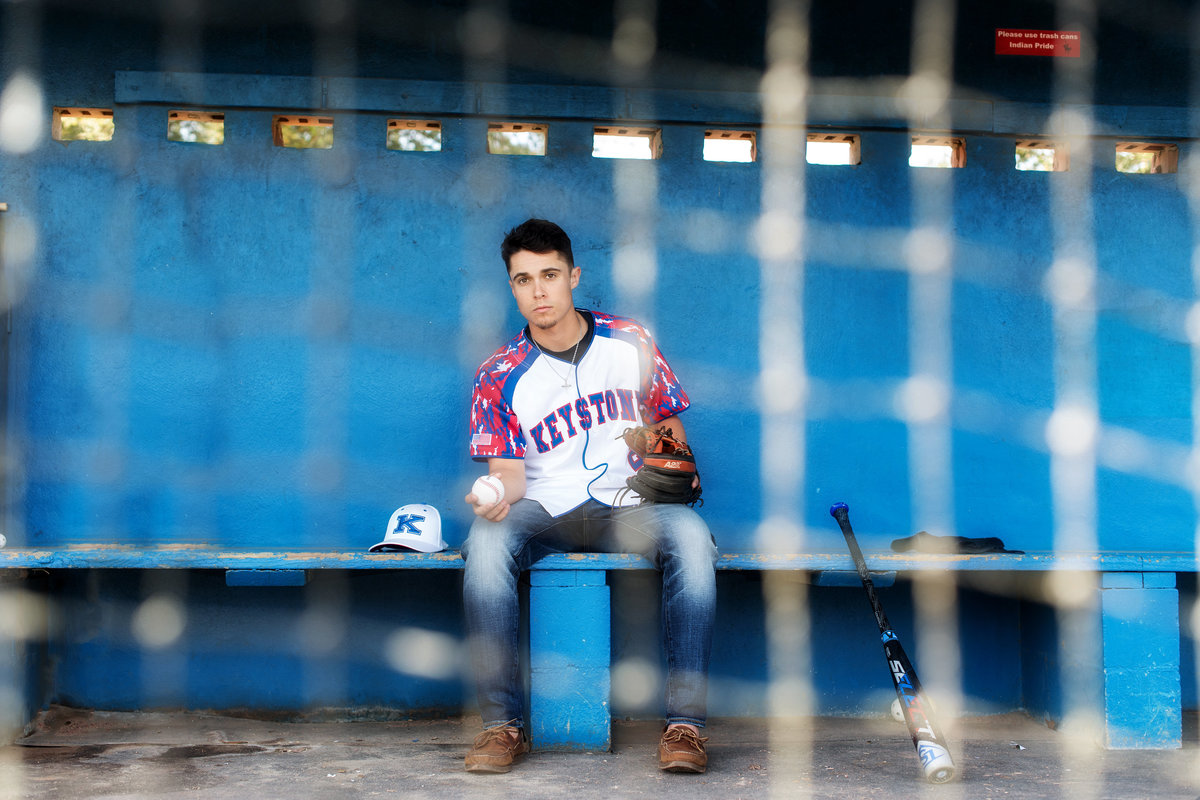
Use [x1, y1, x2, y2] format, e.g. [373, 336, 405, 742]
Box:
[461, 498, 718, 730]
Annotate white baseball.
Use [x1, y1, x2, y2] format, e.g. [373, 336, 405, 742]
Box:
[471, 474, 505, 508]
[0, 534, 6, 548]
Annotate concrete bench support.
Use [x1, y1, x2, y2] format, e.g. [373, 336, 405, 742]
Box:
[1100, 572, 1180, 749]
[529, 568, 611, 752]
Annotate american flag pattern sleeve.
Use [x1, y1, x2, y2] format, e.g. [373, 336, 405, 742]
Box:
[592, 312, 690, 423]
[469, 334, 539, 459]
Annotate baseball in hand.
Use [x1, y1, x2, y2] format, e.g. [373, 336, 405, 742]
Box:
[471, 474, 505, 508]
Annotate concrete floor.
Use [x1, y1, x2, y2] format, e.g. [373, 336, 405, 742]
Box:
[1, 706, 1197, 799]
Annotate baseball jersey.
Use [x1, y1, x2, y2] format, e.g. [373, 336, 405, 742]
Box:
[469, 310, 690, 516]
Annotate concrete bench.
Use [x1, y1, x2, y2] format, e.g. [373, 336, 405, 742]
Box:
[0, 546, 1187, 750]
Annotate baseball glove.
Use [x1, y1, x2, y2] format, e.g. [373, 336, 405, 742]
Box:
[617, 425, 703, 506]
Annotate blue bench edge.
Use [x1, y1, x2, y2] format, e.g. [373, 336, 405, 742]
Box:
[0, 547, 1193, 572]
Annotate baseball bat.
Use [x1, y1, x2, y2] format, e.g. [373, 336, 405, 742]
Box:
[829, 502, 956, 784]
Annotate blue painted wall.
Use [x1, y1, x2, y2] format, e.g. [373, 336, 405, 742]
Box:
[1, 3, 1196, 718]
[44, 570, 1022, 718]
[10, 114, 1195, 552]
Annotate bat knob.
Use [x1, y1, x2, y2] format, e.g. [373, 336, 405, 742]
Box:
[921, 744, 956, 783]
[829, 502, 849, 518]
[927, 763, 956, 784]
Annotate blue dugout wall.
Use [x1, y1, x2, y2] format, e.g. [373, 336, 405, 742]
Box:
[12, 80, 1194, 554]
[0, 2, 1196, 719]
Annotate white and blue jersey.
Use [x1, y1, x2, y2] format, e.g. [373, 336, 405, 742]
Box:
[469, 310, 690, 516]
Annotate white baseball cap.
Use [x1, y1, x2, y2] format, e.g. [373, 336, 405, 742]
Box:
[369, 504, 446, 553]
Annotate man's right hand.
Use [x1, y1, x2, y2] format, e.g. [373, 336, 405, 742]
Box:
[465, 485, 510, 522]
[464, 459, 526, 523]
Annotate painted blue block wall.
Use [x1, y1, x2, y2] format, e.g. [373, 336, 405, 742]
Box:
[48, 571, 467, 715]
[8, 99, 1197, 553]
[7, 102, 1197, 714]
[43, 570, 1021, 719]
[3, 5, 1198, 720]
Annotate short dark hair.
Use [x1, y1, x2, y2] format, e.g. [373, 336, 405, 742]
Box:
[501, 219, 575, 272]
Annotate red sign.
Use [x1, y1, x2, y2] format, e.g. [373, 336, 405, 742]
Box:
[995, 28, 1081, 58]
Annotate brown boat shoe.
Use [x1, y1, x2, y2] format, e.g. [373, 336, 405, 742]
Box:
[464, 723, 530, 774]
[658, 724, 708, 773]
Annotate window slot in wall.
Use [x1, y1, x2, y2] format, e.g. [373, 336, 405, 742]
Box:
[1115, 141, 1178, 174]
[806, 133, 861, 165]
[1015, 139, 1068, 172]
[486, 122, 547, 156]
[273, 115, 334, 149]
[909, 136, 965, 168]
[387, 119, 442, 152]
[703, 129, 756, 163]
[168, 110, 225, 145]
[593, 126, 662, 160]
[52, 107, 114, 142]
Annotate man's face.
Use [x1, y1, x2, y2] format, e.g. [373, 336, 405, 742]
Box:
[508, 249, 580, 332]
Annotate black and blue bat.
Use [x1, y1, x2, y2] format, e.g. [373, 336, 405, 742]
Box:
[830, 502, 956, 784]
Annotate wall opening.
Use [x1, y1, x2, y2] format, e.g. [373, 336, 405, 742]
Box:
[273, 115, 333, 149]
[168, 110, 225, 145]
[51, 107, 114, 142]
[593, 126, 662, 160]
[910, 136, 965, 168]
[486, 122, 547, 156]
[1015, 139, 1068, 172]
[387, 119, 442, 152]
[1115, 141, 1178, 174]
[703, 129, 756, 163]
[806, 133, 861, 165]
